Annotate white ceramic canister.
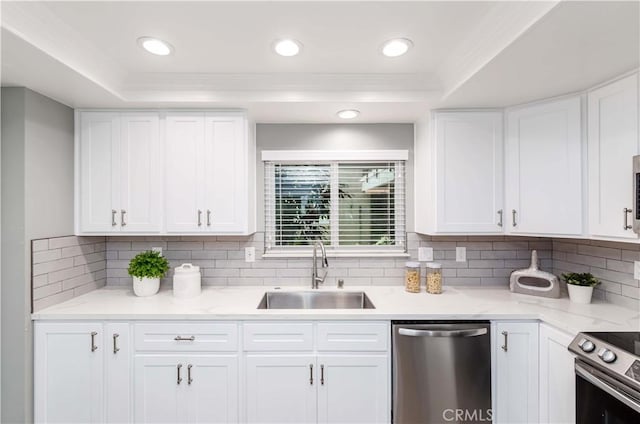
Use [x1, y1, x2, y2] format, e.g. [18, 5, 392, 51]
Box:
[173, 263, 202, 299]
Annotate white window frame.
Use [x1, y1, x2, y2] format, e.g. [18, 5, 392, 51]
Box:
[262, 150, 409, 258]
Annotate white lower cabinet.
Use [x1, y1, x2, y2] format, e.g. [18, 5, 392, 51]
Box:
[34, 322, 129, 423]
[317, 355, 389, 424]
[245, 355, 317, 423]
[493, 321, 540, 424]
[539, 324, 576, 424]
[243, 321, 390, 424]
[134, 354, 239, 423]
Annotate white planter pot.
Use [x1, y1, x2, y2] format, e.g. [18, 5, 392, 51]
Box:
[567, 284, 594, 304]
[133, 277, 160, 297]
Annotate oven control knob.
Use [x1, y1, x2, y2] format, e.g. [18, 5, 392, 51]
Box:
[579, 338, 595, 353]
[597, 348, 617, 363]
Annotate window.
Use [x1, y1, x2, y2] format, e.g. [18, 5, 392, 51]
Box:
[263, 151, 407, 255]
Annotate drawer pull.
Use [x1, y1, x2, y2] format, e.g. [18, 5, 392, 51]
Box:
[174, 335, 196, 341]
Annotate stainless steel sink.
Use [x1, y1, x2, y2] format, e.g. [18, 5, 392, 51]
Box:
[257, 291, 375, 309]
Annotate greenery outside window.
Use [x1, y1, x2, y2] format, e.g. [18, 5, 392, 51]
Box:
[263, 151, 407, 256]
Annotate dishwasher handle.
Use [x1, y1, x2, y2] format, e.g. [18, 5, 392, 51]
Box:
[398, 327, 488, 338]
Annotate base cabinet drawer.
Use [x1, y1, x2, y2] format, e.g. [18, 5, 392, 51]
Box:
[317, 322, 388, 352]
[243, 322, 314, 351]
[134, 322, 238, 352]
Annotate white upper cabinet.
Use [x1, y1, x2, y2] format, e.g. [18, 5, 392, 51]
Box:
[433, 111, 504, 233]
[77, 112, 161, 234]
[165, 112, 251, 234]
[588, 73, 639, 240]
[505, 96, 583, 236]
[77, 110, 255, 235]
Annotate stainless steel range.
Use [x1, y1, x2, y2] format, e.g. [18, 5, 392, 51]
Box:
[568, 332, 640, 423]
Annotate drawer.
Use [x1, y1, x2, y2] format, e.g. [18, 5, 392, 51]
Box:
[243, 322, 313, 351]
[134, 322, 238, 352]
[317, 322, 389, 352]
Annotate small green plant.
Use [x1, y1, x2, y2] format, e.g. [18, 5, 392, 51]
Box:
[128, 251, 169, 279]
[562, 272, 600, 287]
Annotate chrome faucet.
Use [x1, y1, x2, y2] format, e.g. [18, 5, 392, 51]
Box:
[311, 240, 329, 289]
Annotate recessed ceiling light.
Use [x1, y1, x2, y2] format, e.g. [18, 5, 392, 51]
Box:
[337, 109, 360, 119]
[273, 39, 302, 57]
[381, 38, 413, 57]
[137, 37, 173, 56]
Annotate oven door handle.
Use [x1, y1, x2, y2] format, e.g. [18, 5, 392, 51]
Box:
[575, 362, 640, 413]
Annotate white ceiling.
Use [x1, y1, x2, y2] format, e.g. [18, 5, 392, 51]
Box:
[1, 1, 638, 122]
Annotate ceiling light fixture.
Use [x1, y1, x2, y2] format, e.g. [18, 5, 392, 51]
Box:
[381, 38, 413, 57]
[273, 39, 302, 57]
[137, 37, 173, 56]
[337, 109, 360, 119]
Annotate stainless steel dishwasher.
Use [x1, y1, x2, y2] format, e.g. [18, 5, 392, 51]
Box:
[392, 321, 492, 424]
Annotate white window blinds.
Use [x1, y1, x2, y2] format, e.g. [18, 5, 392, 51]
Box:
[265, 159, 406, 253]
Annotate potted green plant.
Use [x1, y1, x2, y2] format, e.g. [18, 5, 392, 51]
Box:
[562, 272, 600, 304]
[128, 250, 169, 297]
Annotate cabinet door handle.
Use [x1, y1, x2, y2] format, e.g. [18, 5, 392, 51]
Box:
[497, 209, 503, 227]
[187, 364, 193, 385]
[197, 210, 202, 227]
[120, 210, 126, 226]
[309, 364, 314, 385]
[177, 364, 183, 385]
[174, 335, 195, 341]
[624, 208, 633, 230]
[207, 209, 212, 227]
[501, 331, 508, 352]
[113, 333, 120, 354]
[511, 209, 517, 227]
[111, 210, 117, 227]
[91, 331, 98, 352]
[320, 364, 325, 385]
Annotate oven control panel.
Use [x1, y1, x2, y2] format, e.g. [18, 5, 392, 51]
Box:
[626, 360, 640, 383]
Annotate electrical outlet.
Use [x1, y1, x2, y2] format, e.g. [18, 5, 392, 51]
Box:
[634, 261, 640, 280]
[152, 247, 163, 256]
[418, 247, 433, 262]
[456, 246, 466, 262]
[245, 246, 256, 263]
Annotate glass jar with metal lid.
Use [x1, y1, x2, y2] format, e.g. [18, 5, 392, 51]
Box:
[405, 261, 421, 293]
[425, 262, 442, 294]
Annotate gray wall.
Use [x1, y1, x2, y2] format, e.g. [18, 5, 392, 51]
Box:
[1, 87, 74, 423]
[255, 124, 415, 232]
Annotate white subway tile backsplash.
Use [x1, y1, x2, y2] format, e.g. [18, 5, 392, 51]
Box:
[31, 235, 107, 311]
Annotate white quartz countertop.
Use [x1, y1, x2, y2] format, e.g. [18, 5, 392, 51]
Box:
[32, 286, 640, 335]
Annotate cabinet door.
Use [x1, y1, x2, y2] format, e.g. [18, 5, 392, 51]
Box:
[435, 112, 504, 233]
[165, 114, 205, 233]
[245, 355, 317, 423]
[34, 322, 104, 423]
[105, 323, 131, 423]
[119, 114, 162, 233]
[317, 355, 389, 424]
[134, 355, 186, 423]
[506, 97, 583, 236]
[203, 115, 247, 233]
[186, 355, 239, 423]
[78, 112, 119, 233]
[494, 322, 539, 424]
[539, 324, 575, 424]
[588, 73, 639, 239]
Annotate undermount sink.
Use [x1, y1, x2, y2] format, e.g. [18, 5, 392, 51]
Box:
[257, 291, 375, 310]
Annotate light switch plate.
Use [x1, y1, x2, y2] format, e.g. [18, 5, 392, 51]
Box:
[245, 246, 256, 263]
[634, 261, 640, 280]
[152, 247, 163, 256]
[456, 246, 466, 262]
[418, 247, 433, 262]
